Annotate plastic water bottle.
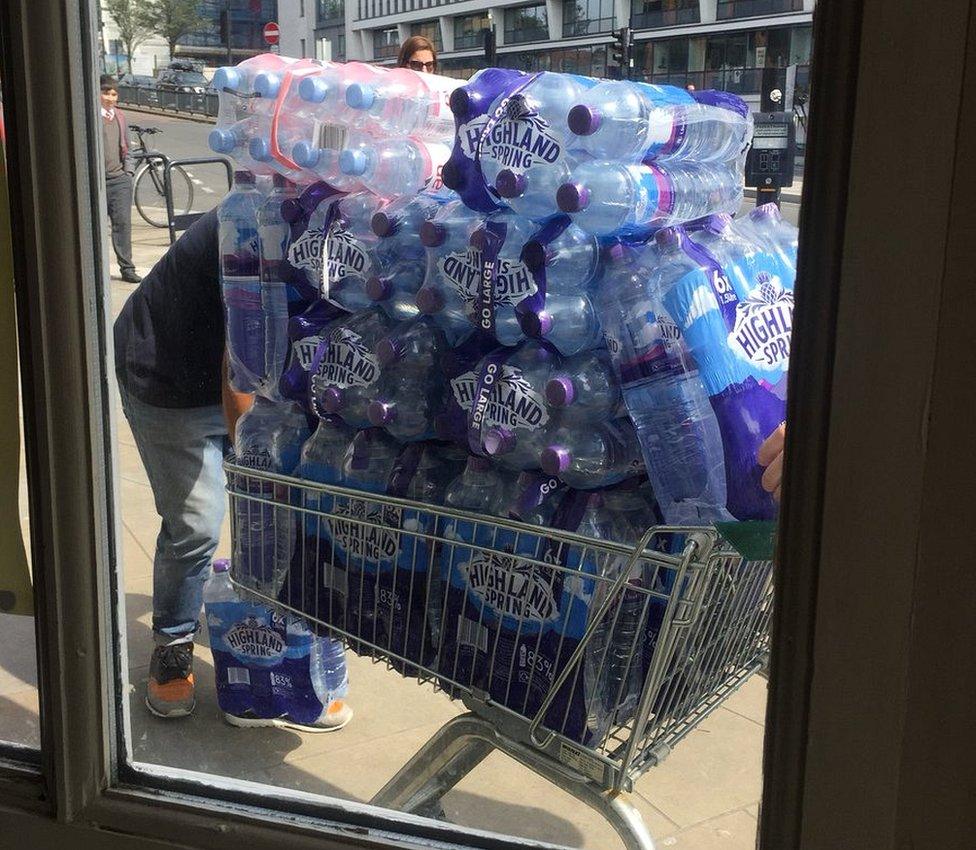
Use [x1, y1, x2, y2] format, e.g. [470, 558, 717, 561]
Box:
[258, 174, 299, 397]
[366, 262, 425, 322]
[518, 292, 604, 356]
[341, 426, 401, 492]
[309, 626, 350, 710]
[479, 72, 597, 221]
[366, 318, 450, 442]
[339, 137, 452, 199]
[322, 193, 384, 313]
[233, 398, 311, 596]
[539, 418, 644, 490]
[443, 455, 512, 514]
[602, 227, 730, 523]
[520, 221, 601, 294]
[344, 67, 458, 138]
[220, 171, 264, 393]
[309, 308, 394, 429]
[415, 201, 486, 346]
[371, 192, 446, 262]
[278, 299, 342, 405]
[296, 417, 352, 534]
[566, 80, 751, 164]
[556, 160, 743, 237]
[733, 202, 799, 280]
[471, 341, 560, 471]
[545, 347, 622, 424]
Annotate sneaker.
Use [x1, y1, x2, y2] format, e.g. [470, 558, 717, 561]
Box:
[121, 269, 143, 283]
[146, 642, 195, 718]
[223, 699, 353, 733]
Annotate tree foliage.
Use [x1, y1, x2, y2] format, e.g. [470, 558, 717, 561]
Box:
[143, 0, 207, 60]
[104, 0, 155, 74]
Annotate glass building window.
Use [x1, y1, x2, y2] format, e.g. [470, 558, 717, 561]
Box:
[504, 4, 549, 45]
[373, 26, 399, 58]
[497, 45, 608, 76]
[562, 0, 615, 37]
[717, 0, 804, 21]
[317, 0, 344, 25]
[454, 12, 491, 50]
[631, 0, 700, 30]
[411, 19, 443, 51]
[440, 54, 490, 79]
[318, 24, 346, 59]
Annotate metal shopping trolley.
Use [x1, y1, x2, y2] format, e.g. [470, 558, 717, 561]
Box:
[225, 461, 774, 850]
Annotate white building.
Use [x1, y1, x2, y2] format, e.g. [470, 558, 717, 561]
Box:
[279, 0, 814, 112]
[99, 2, 171, 77]
[278, 0, 318, 58]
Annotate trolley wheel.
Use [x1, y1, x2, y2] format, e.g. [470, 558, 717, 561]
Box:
[133, 162, 194, 228]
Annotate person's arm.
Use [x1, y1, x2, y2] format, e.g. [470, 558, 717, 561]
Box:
[222, 349, 253, 445]
[757, 422, 786, 502]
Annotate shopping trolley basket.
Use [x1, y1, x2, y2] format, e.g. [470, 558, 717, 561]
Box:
[226, 461, 774, 850]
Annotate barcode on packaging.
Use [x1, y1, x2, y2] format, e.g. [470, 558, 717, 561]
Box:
[458, 615, 489, 653]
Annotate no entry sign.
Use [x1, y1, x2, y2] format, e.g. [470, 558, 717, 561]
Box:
[263, 22, 280, 45]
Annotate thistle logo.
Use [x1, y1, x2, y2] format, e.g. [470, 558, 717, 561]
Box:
[225, 616, 285, 664]
[483, 95, 564, 173]
[328, 499, 401, 563]
[729, 274, 794, 369]
[292, 334, 323, 371]
[463, 553, 558, 624]
[325, 221, 370, 287]
[311, 327, 378, 391]
[287, 225, 325, 275]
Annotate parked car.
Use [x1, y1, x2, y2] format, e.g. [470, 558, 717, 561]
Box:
[155, 63, 208, 95]
[118, 73, 157, 89]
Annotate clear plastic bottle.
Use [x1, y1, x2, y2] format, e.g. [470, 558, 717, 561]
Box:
[344, 66, 459, 138]
[220, 170, 264, 393]
[339, 137, 452, 198]
[518, 292, 604, 356]
[539, 418, 644, 490]
[732, 202, 799, 281]
[566, 80, 750, 163]
[520, 221, 601, 293]
[257, 174, 299, 398]
[322, 193, 384, 313]
[545, 347, 622, 424]
[556, 160, 743, 237]
[365, 263, 425, 322]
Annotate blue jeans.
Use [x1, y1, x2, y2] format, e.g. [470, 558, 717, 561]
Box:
[120, 386, 228, 643]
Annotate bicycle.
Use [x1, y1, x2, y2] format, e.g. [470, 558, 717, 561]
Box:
[129, 124, 194, 228]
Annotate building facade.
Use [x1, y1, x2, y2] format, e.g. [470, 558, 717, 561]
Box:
[176, 0, 280, 65]
[321, 0, 814, 110]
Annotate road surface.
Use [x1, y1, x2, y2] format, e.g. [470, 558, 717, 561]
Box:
[123, 110, 804, 225]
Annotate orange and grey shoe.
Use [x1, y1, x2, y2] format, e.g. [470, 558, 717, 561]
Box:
[224, 699, 353, 733]
[146, 641, 195, 718]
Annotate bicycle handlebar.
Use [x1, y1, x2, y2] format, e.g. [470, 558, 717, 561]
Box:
[129, 124, 161, 135]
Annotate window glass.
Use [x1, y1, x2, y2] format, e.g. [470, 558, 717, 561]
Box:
[717, 0, 803, 21]
[373, 27, 400, 58]
[454, 13, 491, 51]
[631, 0, 700, 30]
[562, 0, 615, 37]
[410, 19, 443, 51]
[504, 4, 549, 45]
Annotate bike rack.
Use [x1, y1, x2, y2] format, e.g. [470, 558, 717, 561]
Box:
[163, 156, 233, 244]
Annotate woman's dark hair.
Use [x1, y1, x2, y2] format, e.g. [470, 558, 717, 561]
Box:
[397, 35, 437, 71]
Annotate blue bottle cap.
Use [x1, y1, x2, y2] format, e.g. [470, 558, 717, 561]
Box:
[292, 141, 319, 168]
[299, 75, 330, 103]
[208, 128, 237, 154]
[248, 136, 272, 162]
[252, 71, 281, 99]
[211, 67, 240, 92]
[345, 83, 376, 110]
[339, 148, 368, 176]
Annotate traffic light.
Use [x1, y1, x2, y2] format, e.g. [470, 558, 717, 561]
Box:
[483, 26, 496, 65]
[611, 26, 633, 78]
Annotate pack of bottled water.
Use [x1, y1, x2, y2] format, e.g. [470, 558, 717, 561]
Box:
[215, 55, 796, 743]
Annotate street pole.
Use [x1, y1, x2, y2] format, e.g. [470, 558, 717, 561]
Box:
[225, 0, 233, 66]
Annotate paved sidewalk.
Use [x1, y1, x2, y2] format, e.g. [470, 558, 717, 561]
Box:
[2, 219, 767, 849]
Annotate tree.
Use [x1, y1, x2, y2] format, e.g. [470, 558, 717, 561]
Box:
[104, 0, 155, 75]
[143, 0, 207, 62]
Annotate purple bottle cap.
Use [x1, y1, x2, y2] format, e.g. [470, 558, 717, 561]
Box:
[212, 558, 231, 573]
[467, 455, 492, 472]
[484, 428, 516, 456]
[233, 170, 255, 185]
[540, 446, 571, 475]
[376, 336, 402, 365]
[280, 197, 304, 224]
[567, 104, 601, 136]
[556, 182, 590, 213]
[545, 376, 576, 407]
[371, 211, 398, 237]
[519, 309, 553, 338]
[366, 275, 391, 301]
[271, 173, 289, 188]
[367, 401, 394, 425]
[321, 387, 343, 413]
[469, 227, 488, 252]
[419, 220, 446, 247]
[416, 287, 444, 314]
[655, 226, 682, 250]
[449, 87, 472, 119]
[521, 240, 552, 272]
[495, 170, 527, 199]
[440, 160, 462, 190]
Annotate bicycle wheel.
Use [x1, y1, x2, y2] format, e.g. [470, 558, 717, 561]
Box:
[133, 163, 196, 227]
